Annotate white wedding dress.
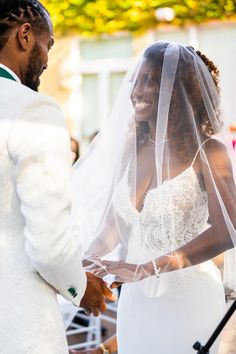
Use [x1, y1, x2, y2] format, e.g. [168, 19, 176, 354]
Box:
[114, 163, 226, 354]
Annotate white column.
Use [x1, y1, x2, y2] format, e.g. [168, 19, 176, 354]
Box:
[189, 25, 199, 49]
[68, 37, 83, 140]
[98, 70, 110, 127]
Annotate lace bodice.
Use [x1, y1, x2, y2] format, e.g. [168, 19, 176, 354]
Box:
[114, 166, 208, 262]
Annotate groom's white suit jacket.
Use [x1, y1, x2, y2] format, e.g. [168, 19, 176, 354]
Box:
[0, 72, 87, 352]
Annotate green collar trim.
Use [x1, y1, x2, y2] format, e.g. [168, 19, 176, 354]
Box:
[0, 67, 17, 81]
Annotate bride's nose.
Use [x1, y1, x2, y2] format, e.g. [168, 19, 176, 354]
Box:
[132, 81, 143, 100]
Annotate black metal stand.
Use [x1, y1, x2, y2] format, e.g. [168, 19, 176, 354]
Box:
[193, 299, 236, 353]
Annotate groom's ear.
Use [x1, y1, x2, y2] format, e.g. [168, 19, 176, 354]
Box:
[17, 23, 35, 52]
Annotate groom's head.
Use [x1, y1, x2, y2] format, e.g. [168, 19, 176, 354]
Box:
[0, 0, 54, 91]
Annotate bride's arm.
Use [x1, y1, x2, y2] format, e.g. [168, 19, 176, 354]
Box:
[97, 139, 236, 282]
[99, 139, 235, 281]
[82, 208, 124, 266]
[150, 139, 235, 274]
[83, 225, 119, 267]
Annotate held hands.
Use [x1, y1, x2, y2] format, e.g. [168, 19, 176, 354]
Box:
[82, 256, 102, 271]
[93, 260, 154, 286]
[70, 348, 102, 354]
[80, 272, 116, 316]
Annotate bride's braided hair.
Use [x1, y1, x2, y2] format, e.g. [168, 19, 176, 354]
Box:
[0, 0, 49, 50]
[194, 49, 221, 137]
[196, 50, 220, 92]
[169, 46, 222, 161]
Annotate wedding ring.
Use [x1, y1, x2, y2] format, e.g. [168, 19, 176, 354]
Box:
[84, 308, 91, 315]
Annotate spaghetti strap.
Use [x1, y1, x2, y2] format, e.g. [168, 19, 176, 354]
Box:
[190, 138, 212, 167]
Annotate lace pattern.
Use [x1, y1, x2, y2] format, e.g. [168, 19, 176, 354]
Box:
[114, 166, 208, 262]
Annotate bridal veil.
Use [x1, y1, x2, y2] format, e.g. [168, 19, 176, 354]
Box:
[71, 41, 236, 294]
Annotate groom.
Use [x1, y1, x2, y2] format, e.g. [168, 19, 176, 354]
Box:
[0, 1, 113, 353]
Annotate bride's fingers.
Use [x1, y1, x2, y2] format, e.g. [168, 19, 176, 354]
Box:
[102, 260, 120, 267]
[92, 263, 111, 277]
[110, 281, 123, 289]
[101, 282, 117, 301]
[82, 257, 103, 271]
[92, 268, 107, 277]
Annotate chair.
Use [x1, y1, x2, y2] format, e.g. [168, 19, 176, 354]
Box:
[58, 285, 118, 350]
[58, 295, 101, 350]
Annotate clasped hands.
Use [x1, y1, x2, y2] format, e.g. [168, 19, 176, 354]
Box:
[95, 260, 153, 284]
[80, 271, 116, 317]
[83, 256, 153, 286]
[80, 258, 155, 316]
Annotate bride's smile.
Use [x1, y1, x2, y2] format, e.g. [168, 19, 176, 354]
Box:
[131, 58, 159, 123]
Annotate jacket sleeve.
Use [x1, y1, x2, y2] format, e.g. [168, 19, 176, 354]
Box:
[7, 93, 87, 306]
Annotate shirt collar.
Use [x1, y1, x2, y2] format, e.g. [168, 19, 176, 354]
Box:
[0, 63, 21, 83]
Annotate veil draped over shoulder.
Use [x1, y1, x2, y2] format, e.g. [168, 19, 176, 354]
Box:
[71, 41, 236, 296]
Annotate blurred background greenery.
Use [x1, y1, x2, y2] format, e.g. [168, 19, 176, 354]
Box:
[42, 0, 236, 36]
[39, 1, 236, 150]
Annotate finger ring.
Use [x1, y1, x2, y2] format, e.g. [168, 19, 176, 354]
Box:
[84, 308, 91, 315]
[101, 265, 107, 271]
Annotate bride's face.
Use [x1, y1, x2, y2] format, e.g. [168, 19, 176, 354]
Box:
[131, 58, 159, 123]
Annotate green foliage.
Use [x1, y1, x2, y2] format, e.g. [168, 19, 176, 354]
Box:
[41, 0, 236, 36]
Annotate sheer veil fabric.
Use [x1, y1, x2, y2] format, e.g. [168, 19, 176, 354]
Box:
[71, 41, 236, 296]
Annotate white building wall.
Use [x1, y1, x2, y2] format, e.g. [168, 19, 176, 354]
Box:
[40, 22, 236, 141]
[154, 22, 236, 126]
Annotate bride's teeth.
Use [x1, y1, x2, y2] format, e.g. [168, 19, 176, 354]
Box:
[135, 101, 150, 109]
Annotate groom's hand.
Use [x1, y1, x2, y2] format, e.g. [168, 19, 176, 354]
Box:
[80, 272, 116, 316]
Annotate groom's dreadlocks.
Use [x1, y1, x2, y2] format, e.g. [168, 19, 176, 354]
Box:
[0, 0, 49, 50]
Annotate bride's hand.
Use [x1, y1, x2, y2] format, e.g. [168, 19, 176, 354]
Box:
[93, 260, 152, 283]
[82, 256, 102, 270]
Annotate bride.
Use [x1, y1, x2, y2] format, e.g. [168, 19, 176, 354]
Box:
[71, 41, 236, 354]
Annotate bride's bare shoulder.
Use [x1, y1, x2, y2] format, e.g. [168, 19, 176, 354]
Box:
[202, 138, 233, 174]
